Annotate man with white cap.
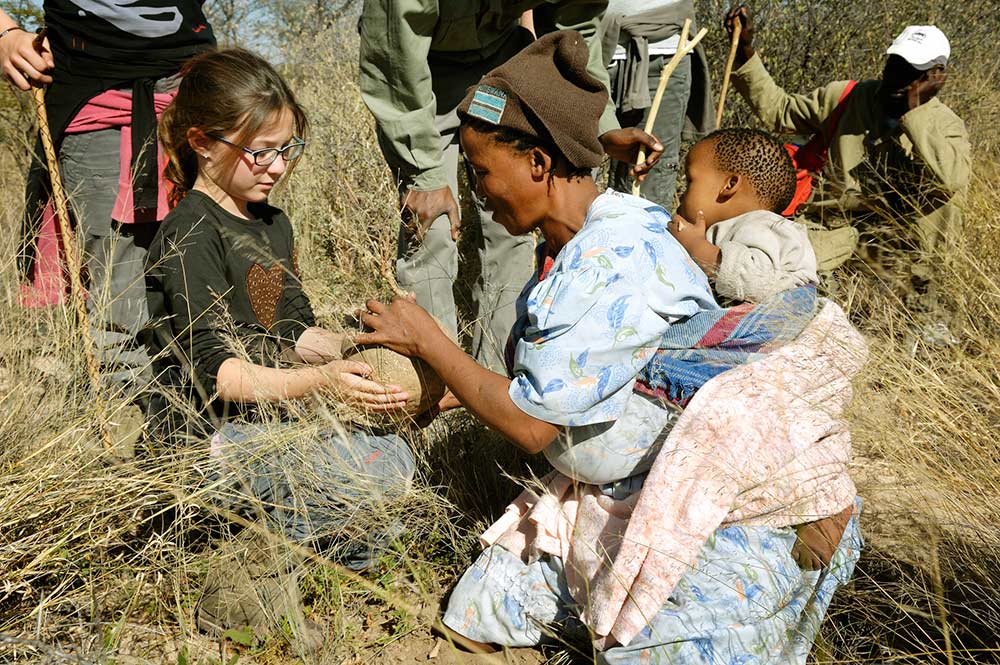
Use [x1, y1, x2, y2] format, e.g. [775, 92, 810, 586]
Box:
[722, 5, 970, 318]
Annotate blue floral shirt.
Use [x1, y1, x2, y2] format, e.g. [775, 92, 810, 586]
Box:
[508, 190, 718, 432]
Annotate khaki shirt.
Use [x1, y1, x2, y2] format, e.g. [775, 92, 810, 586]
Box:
[732, 53, 971, 253]
[359, 0, 619, 191]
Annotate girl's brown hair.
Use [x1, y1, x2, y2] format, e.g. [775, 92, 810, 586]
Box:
[159, 48, 308, 207]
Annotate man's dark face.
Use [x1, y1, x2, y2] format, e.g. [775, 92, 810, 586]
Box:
[879, 54, 923, 118]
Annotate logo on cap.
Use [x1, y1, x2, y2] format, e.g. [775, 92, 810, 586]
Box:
[468, 85, 507, 125]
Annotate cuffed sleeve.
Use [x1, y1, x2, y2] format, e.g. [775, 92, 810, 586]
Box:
[898, 98, 971, 199]
[732, 52, 851, 137]
[709, 213, 818, 302]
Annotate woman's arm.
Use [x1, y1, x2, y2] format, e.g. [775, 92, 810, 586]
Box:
[356, 298, 559, 453]
[215, 356, 409, 412]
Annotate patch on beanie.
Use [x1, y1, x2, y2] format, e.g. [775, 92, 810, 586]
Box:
[468, 85, 507, 124]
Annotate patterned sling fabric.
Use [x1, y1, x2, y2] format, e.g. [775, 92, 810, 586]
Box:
[636, 285, 817, 405]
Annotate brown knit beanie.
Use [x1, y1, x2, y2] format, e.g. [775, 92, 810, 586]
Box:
[457, 30, 607, 169]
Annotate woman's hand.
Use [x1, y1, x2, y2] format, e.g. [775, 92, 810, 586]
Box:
[355, 297, 446, 358]
[0, 28, 53, 90]
[599, 128, 664, 180]
[320, 359, 410, 412]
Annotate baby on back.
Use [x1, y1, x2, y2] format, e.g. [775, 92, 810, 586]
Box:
[669, 127, 817, 303]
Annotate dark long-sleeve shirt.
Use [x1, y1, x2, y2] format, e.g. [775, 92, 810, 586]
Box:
[143, 191, 314, 424]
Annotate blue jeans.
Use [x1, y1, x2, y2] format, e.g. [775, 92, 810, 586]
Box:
[207, 421, 416, 570]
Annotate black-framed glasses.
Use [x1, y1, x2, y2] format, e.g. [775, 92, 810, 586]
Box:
[209, 134, 306, 166]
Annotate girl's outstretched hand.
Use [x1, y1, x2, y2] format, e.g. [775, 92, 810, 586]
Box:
[321, 359, 410, 412]
[355, 297, 444, 358]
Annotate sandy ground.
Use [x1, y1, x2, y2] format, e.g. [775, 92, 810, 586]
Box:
[91, 613, 550, 665]
[357, 629, 548, 665]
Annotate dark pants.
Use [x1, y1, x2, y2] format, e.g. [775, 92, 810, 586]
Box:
[608, 53, 692, 209]
[60, 127, 155, 388]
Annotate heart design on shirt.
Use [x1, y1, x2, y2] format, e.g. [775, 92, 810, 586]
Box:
[246, 263, 284, 330]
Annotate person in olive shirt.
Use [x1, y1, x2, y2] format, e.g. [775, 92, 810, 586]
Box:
[359, 0, 666, 373]
[724, 5, 970, 314]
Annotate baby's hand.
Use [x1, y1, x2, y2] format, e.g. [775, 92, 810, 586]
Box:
[668, 210, 707, 249]
[792, 504, 854, 570]
[669, 210, 720, 276]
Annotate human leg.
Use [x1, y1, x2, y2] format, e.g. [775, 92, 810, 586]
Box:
[441, 544, 583, 648]
[598, 501, 863, 665]
[443, 504, 862, 663]
[608, 55, 692, 209]
[390, 121, 462, 341]
[197, 422, 416, 647]
[59, 128, 153, 387]
[208, 422, 416, 567]
[468, 192, 536, 373]
[431, 35, 537, 373]
[197, 527, 323, 654]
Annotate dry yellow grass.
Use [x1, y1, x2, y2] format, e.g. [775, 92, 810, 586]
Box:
[1, 6, 999, 664]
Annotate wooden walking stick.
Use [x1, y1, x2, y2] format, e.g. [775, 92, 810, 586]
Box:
[29, 35, 113, 450]
[716, 20, 743, 128]
[632, 19, 709, 196]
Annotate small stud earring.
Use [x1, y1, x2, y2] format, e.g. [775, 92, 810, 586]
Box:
[202, 153, 209, 159]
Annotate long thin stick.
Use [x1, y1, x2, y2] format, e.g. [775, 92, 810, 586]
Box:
[632, 20, 708, 196]
[716, 21, 743, 128]
[31, 84, 113, 450]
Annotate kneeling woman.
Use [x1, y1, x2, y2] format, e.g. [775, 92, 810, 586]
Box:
[359, 31, 862, 664]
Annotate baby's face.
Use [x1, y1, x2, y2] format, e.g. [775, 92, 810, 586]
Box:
[676, 140, 730, 226]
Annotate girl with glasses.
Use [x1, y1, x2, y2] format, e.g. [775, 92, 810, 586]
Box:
[146, 48, 415, 650]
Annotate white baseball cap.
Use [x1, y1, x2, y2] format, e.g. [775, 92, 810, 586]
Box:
[886, 26, 950, 70]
